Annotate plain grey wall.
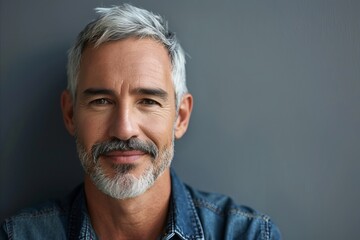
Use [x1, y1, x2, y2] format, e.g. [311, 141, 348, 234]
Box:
[1, 0, 359, 239]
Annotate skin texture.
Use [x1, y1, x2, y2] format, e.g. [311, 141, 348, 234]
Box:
[61, 38, 193, 239]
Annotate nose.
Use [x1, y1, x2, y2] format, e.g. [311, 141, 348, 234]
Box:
[109, 103, 139, 141]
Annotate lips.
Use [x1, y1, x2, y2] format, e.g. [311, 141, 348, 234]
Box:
[102, 150, 146, 164]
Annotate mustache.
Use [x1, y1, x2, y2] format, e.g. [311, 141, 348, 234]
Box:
[91, 138, 158, 163]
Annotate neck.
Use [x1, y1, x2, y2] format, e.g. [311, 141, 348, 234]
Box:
[84, 169, 171, 240]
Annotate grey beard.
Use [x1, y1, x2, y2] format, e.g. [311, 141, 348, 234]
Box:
[76, 137, 174, 199]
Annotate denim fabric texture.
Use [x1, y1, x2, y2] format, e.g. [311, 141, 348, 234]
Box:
[1, 170, 281, 239]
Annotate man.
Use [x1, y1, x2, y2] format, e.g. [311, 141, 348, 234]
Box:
[1, 4, 281, 239]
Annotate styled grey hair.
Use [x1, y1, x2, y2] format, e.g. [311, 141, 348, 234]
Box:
[67, 4, 187, 108]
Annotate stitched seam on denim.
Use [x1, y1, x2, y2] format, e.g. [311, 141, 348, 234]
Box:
[174, 230, 188, 240]
[174, 189, 204, 239]
[4, 218, 13, 240]
[68, 201, 77, 240]
[175, 229, 203, 240]
[5, 212, 68, 239]
[187, 188, 205, 239]
[83, 216, 89, 240]
[162, 198, 175, 239]
[193, 198, 270, 222]
[69, 189, 84, 240]
[7, 207, 68, 220]
[163, 232, 175, 240]
[192, 199, 224, 216]
[262, 216, 271, 240]
[175, 230, 200, 240]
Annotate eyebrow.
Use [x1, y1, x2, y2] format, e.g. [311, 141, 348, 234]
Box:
[132, 87, 169, 101]
[82, 88, 115, 96]
[82, 87, 169, 101]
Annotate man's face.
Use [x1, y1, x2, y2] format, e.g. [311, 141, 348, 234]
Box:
[69, 38, 178, 199]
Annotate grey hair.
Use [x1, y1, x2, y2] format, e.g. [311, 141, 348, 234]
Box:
[67, 4, 187, 108]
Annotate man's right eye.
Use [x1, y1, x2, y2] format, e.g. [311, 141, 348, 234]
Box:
[90, 98, 111, 105]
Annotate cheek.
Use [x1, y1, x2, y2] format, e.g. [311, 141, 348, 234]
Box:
[74, 111, 109, 147]
[140, 113, 175, 146]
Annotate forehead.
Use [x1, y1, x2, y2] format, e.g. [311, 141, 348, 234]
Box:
[78, 38, 173, 92]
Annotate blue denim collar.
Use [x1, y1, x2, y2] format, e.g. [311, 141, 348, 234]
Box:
[162, 170, 204, 240]
[68, 186, 97, 240]
[67, 169, 204, 240]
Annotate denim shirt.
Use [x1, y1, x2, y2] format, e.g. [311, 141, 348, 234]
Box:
[1, 170, 281, 239]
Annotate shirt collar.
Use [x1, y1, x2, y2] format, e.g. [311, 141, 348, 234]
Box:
[162, 169, 204, 240]
[68, 169, 204, 240]
[68, 185, 97, 240]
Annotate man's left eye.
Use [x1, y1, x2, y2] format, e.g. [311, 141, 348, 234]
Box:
[139, 99, 160, 106]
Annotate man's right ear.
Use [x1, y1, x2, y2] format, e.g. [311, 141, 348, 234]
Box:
[61, 90, 75, 136]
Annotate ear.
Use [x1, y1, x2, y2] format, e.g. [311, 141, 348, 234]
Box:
[61, 90, 76, 136]
[174, 93, 193, 139]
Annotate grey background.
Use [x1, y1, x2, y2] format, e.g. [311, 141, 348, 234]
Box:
[1, 0, 359, 239]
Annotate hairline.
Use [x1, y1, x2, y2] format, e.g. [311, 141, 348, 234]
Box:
[66, 4, 188, 109]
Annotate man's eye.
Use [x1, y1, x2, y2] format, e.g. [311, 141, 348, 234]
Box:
[139, 99, 160, 106]
[90, 98, 111, 105]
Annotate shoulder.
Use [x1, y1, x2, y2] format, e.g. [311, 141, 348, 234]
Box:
[1, 200, 69, 239]
[188, 185, 266, 220]
[186, 185, 281, 240]
[1, 185, 83, 240]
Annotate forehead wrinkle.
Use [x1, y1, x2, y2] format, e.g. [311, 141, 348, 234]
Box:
[111, 58, 171, 96]
[78, 38, 173, 100]
[126, 57, 170, 78]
